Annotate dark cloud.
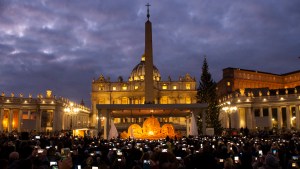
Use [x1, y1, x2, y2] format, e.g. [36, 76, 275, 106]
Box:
[0, 0, 299, 106]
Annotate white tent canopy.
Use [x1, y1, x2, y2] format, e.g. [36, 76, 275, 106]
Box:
[108, 120, 118, 139]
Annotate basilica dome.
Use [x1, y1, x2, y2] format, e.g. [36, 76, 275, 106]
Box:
[129, 54, 161, 82]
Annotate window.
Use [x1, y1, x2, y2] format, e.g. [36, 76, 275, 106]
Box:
[122, 86, 127, 90]
[186, 84, 191, 90]
[121, 97, 128, 104]
[185, 97, 191, 104]
[112, 87, 116, 91]
[161, 96, 168, 104]
[134, 86, 139, 90]
[162, 85, 167, 90]
[227, 82, 231, 86]
[173, 86, 177, 90]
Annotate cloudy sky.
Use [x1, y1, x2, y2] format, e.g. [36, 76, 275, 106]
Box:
[0, 0, 299, 107]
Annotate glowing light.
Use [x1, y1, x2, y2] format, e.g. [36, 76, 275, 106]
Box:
[64, 107, 70, 112]
[272, 118, 275, 121]
[148, 131, 154, 135]
[263, 98, 267, 101]
[280, 97, 284, 101]
[222, 107, 229, 111]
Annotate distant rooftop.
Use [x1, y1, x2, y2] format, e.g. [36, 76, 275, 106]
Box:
[224, 67, 300, 76]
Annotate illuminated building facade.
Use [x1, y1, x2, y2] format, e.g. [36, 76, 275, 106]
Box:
[218, 67, 300, 130]
[0, 90, 90, 133]
[91, 5, 207, 138]
[217, 67, 300, 97]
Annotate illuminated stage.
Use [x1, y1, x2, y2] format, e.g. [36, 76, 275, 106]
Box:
[96, 104, 207, 139]
[120, 116, 180, 139]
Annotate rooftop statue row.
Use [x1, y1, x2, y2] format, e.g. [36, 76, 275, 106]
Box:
[93, 73, 196, 83]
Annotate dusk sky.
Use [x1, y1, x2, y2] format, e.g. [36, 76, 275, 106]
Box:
[0, 0, 299, 107]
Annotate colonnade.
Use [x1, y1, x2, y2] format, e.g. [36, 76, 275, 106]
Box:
[221, 105, 300, 130]
[62, 114, 90, 130]
[0, 108, 42, 132]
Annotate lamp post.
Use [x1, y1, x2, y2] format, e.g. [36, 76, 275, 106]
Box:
[222, 104, 237, 129]
[64, 102, 79, 130]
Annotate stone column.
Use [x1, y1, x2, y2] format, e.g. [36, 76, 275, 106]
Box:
[103, 109, 110, 139]
[72, 115, 75, 129]
[235, 109, 240, 129]
[268, 107, 273, 129]
[62, 113, 65, 130]
[260, 108, 263, 117]
[252, 108, 257, 130]
[0, 109, 3, 132]
[246, 108, 253, 129]
[18, 109, 22, 132]
[277, 107, 282, 129]
[296, 105, 300, 130]
[96, 109, 100, 131]
[186, 116, 190, 136]
[28, 110, 31, 119]
[286, 106, 291, 130]
[8, 109, 13, 132]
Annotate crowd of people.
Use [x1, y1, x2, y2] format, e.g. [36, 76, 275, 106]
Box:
[0, 130, 300, 169]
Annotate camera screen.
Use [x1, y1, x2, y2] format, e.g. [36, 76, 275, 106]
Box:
[50, 161, 57, 166]
[38, 149, 44, 154]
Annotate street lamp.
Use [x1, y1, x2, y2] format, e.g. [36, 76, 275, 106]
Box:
[222, 104, 237, 129]
[64, 102, 79, 130]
